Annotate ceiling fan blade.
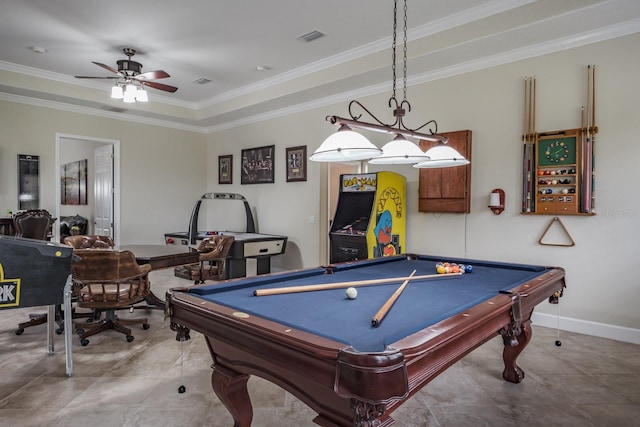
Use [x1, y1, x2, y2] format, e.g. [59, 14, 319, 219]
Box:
[74, 76, 119, 79]
[140, 80, 178, 93]
[136, 70, 170, 80]
[92, 61, 121, 75]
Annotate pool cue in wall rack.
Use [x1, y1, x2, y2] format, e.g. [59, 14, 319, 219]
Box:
[581, 65, 597, 214]
[522, 76, 536, 213]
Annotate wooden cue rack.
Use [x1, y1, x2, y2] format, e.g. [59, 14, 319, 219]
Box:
[521, 65, 597, 216]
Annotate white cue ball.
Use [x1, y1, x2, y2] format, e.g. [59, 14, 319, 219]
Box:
[346, 287, 358, 299]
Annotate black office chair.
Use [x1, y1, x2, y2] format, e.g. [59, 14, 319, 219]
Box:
[13, 210, 62, 335]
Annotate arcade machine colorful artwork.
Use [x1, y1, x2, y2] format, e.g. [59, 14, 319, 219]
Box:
[330, 172, 406, 263]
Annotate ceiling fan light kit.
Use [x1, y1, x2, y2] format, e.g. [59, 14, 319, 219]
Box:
[75, 48, 177, 104]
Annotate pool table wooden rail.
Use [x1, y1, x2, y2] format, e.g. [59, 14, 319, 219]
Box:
[166, 264, 566, 427]
[167, 288, 407, 426]
[392, 267, 566, 411]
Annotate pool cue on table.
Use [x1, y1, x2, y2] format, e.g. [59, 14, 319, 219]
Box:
[371, 270, 417, 327]
[253, 271, 461, 296]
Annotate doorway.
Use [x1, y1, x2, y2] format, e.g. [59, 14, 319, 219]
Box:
[55, 134, 120, 244]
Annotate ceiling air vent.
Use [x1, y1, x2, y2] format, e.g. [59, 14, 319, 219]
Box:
[193, 77, 212, 85]
[297, 30, 325, 43]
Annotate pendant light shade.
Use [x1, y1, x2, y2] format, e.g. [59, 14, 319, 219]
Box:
[111, 85, 124, 99]
[368, 134, 430, 164]
[135, 87, 149, 102]
[123, 84, 137, 103]
[110, 83, 149, 103]
[413, 143, 469, 168]
[310, 124, 382, 162]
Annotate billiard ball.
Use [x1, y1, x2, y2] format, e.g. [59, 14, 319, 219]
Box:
[458, 264, 466, 274]
[346, 287, 358, 299]
[465, 265, 473, 273]
[178, 385, 186, 393]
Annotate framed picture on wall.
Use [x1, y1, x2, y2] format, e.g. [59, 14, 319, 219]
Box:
[241, 145, 274, 184]
[286, 145, 307, 182]
[218, 155, 233, 184]
[61, 159, 88, 205]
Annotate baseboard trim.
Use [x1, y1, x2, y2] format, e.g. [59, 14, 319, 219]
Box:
[532, 312, 640, 345]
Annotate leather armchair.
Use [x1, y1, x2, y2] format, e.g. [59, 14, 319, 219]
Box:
[63, 235, 115, 249]
[62, 235, 116, 322]
[175, 235, 234, 284]
[71, 249, 152, 346]
[59, 214, 88, 242]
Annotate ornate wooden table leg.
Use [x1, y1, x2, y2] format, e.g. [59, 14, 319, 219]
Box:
[501, 318, 532, 383]
[351, 399, 387, 427]
[211, 365, 252, 427]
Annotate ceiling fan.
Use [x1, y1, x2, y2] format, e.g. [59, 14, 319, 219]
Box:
[74, 48, 178, 93]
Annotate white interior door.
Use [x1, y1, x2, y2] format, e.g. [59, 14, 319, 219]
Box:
[94, 144, 113, 236]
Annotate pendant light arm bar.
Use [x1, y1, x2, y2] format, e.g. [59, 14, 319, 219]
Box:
[326, 115, 448, 144]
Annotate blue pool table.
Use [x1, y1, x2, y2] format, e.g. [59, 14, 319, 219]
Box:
[167, 254, 566, 427]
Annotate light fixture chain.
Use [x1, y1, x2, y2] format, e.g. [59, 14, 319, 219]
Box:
[315, 0, 458, 165]
[402, 0, 408, 102]
[391, 0, 398, 99]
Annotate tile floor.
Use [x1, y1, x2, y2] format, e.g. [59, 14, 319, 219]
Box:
[0, 269, 638, 427]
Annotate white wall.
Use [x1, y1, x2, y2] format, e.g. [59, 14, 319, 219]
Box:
[0, 103, 207, 244]
[206, 34, 640, 339]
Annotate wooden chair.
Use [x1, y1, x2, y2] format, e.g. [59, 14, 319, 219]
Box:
[71, 249, 152, 346]
[13, 209, 52, 240]
[62, 235, 116, 322]
[174, 235, 234, 284]
[14, 209, 57, 335]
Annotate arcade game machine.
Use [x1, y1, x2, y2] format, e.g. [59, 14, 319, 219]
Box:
[330, 172, 406, 264]
[0, 236, 75, 375]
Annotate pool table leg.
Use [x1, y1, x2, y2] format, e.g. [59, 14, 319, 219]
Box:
[501, 318, 532, 384]
[211, 365, 252, 427]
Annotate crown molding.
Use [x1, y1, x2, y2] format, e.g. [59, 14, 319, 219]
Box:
[0, 92, 206, 133]
[204, 21, 640, 133]
[2, 18, 638, 135]
[196, 0, 535, 110]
